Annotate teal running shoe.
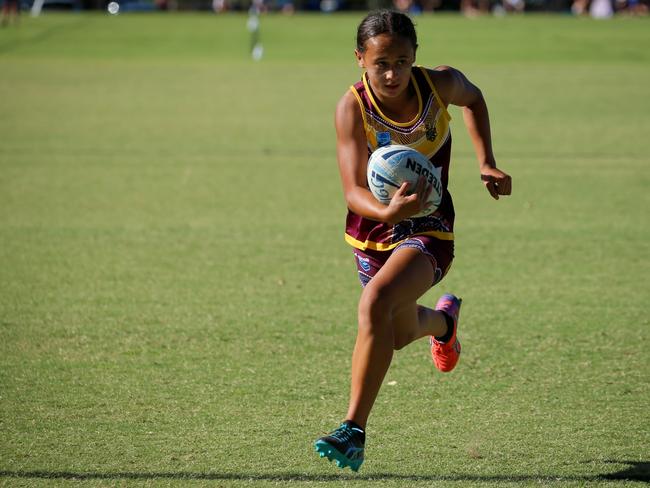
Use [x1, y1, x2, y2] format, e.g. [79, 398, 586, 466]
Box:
[314, 421, 365, 472]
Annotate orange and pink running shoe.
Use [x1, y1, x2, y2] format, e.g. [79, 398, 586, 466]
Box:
[430, 294, 462, 372]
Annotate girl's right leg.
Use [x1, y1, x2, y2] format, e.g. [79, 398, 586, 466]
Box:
[315, 247, 440, 471]
[315, 239, 458, 471]
[345, 246, 446, 430]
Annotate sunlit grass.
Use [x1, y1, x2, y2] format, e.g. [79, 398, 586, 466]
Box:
[1, 12, 648, 487]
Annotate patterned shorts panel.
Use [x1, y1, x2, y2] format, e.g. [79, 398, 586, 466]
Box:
[353, 235, 454, 288]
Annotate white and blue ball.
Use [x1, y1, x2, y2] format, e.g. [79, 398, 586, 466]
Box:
[367, 144, 443, 218]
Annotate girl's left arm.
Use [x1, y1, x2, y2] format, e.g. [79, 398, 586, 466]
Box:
[433, 66, 512, 200]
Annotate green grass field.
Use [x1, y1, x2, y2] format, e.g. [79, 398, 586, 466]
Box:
[1, 12, 649, 487]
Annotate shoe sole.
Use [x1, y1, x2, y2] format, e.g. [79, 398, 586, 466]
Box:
[314, 440, 363, 472]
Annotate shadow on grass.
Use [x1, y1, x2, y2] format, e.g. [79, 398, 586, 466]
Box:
[600, 460, 650, 481]
[1, 461, 648, 483]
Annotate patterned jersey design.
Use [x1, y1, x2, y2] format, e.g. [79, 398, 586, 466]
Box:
[344, 66, 455, 252]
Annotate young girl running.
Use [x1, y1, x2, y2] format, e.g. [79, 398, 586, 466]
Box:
[314, 10, 512, 472]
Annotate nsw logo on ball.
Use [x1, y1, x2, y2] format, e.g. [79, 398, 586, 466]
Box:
[369, 170, 399, 202]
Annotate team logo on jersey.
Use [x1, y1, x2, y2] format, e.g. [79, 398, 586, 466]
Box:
[425, 122, 437, 141]
[376, 132, 391, 147]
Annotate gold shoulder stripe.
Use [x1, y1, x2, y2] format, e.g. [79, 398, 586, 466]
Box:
[349, 85, 368, 127]
[419, 67, 451, 122]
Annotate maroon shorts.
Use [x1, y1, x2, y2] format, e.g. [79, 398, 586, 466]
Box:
[353, 235, 454, 288]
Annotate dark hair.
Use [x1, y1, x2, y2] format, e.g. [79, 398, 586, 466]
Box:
[356, 10, 418, 53]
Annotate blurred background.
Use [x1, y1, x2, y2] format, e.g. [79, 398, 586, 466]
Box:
[4, 0, 647, 28]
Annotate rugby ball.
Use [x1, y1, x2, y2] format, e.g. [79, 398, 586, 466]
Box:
[367, 144, 442, 218]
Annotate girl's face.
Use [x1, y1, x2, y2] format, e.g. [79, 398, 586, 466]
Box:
[355, 34, 416, 101]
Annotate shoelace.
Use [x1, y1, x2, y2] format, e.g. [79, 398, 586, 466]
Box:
[330, 424, 355, 444]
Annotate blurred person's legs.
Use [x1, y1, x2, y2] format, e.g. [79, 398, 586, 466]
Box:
[2, 0, 19, 26]
[572, 0, 590, 14]
[461, 0, 489, 15]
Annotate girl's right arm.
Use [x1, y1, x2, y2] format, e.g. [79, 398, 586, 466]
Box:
[335, 91, 429, 224]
